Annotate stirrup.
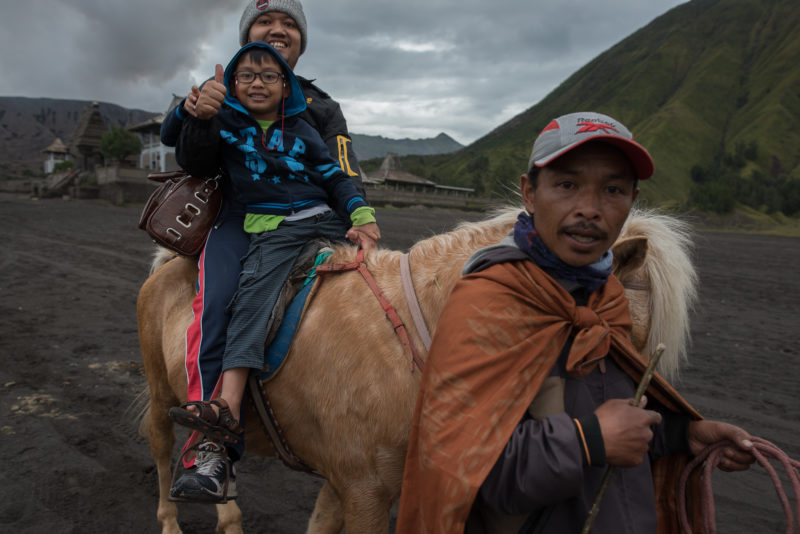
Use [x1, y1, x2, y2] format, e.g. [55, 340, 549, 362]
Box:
[168, 399, 243, 444]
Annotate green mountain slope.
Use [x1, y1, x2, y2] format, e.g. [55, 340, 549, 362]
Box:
[410, 0, 800, 210]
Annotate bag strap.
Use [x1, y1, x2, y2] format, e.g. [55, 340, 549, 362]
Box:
[147, 170, 189, 183]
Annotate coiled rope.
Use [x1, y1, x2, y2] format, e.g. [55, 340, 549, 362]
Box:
[678, 437, 800, 534]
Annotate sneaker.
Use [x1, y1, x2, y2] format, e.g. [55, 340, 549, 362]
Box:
[168, 440, 237, 503]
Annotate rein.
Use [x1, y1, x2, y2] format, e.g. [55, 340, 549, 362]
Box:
[400, 252, 432, 351]
[315, 248, 426, 373]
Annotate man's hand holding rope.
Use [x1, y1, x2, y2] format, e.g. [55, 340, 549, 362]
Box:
[688, 420, 756, 472]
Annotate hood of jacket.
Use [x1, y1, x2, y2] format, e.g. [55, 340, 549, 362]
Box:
[222, 41, 307, 118]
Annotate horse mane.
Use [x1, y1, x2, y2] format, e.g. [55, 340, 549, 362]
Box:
[323, 207, 520, 286]
[404, 205, 698, 381]
[410, 206, 519, 260]
[621, 208, 698, 380]
[145, 206, 697, 381]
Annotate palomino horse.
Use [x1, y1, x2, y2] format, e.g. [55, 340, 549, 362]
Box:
[136, 207, 697, 534]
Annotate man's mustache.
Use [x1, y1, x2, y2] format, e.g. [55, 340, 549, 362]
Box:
[561, 222, 608, 240]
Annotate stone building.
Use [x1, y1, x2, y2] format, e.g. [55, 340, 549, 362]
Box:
[69, 101, 108, 171]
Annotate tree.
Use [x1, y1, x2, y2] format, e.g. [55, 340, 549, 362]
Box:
[780, 180, 800, 216]
[689, 180, 735, 214]
[100, 126, 142, 163]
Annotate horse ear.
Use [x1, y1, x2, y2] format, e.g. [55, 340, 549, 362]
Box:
[612, 236, 648, 278]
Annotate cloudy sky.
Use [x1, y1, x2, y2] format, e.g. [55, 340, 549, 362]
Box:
[1, 0, 686, 145]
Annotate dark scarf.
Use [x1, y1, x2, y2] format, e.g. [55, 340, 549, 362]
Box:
[513, 211, 612, 292]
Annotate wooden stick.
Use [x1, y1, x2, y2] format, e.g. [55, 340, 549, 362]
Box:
[581, 343, 666, 534]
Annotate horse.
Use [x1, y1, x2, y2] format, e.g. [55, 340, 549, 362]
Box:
[136, 207, 697, 534]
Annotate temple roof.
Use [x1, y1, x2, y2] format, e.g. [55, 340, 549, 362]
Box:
[69, 102, 108, 156]
[42, 137, 69, 154]
[368, 153, 437, 186]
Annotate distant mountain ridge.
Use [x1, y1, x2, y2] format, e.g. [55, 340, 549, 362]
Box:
[350, 132, 462, 161]
[0, 96, 462, 176]
[0, 97, 160, 174]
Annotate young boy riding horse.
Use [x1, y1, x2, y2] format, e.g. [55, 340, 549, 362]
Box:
[168, 40, 380, 503]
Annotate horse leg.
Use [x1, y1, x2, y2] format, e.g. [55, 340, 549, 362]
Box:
[340, 482, 392, 534]
[146, 396, 182, 534]
[306, 481, 345, 534]
[215, 501, 244, 534]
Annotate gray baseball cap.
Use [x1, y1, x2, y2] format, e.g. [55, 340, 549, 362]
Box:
[528, 112, 654, 180]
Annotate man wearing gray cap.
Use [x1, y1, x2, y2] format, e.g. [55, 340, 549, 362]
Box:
[396, 112, 755, 533]
[159, 0, 366, 504]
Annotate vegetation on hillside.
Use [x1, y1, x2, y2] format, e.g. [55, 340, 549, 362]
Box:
[397, 0, 800, 223]
[689, 141, 800, 215]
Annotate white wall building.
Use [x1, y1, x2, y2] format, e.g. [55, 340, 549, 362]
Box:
[127, 95, 182, 173]
[41, 138, 71, 174]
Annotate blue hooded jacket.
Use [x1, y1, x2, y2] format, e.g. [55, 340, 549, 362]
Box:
[176, 42, 368, 218]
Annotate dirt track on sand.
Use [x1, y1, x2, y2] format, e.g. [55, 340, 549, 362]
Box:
[1, 193, 798, 533]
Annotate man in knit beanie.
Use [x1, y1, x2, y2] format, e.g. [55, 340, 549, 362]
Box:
[239, 0, 308, 57]
[175, 0, 308, 122]
[160, 0, 369, 507]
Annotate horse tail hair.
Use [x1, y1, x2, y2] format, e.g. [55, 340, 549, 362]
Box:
[125, 385, 152, 439]
[149, 247, 179, 276]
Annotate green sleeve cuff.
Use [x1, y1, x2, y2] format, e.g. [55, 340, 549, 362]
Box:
[350, 206, 376, 226]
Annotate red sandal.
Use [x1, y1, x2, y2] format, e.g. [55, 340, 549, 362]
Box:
[168, 399, 244, 444]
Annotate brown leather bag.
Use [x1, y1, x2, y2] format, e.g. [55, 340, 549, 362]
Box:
[138, 171, 222, 256]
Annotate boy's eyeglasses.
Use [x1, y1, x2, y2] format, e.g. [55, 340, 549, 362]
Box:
[233, 71, 284, 85]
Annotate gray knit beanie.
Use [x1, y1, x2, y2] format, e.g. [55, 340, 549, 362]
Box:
[239, 0, 307, 55]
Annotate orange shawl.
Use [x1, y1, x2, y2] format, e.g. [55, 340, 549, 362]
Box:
[396, 259, 702, 534]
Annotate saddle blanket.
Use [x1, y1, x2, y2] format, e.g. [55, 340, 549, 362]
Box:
[260, 249, 330, 381]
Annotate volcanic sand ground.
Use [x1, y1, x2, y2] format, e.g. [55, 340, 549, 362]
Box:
[1, 193, 798, 533]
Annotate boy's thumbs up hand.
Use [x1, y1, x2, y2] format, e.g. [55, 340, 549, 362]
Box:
[195, 64, 227, 120]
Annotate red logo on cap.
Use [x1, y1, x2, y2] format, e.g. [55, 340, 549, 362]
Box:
[256, 0, 270, 9]
[576, 121, 618, 134]
[541, 120, 560, 133]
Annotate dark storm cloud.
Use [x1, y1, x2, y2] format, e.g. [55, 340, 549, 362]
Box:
[0, 0, 686, 143]
[0, 0, 239, 111]
[297, 0, 687, 142]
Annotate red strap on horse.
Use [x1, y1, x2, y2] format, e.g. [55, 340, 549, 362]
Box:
[315, 248, 426, 373]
